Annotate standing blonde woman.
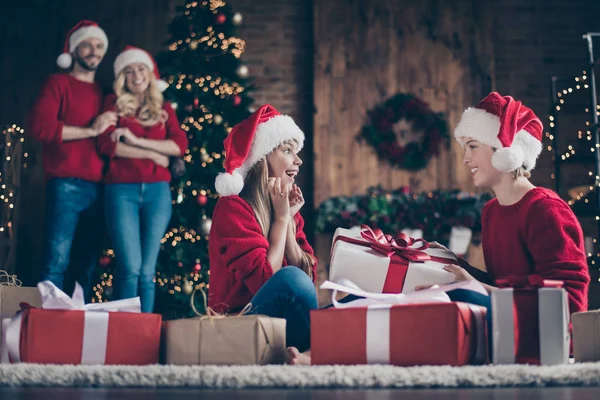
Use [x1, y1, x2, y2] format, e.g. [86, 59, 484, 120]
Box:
[97, 46, 188, 312]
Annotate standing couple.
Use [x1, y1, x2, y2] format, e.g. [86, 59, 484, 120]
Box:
[29, 20, 188, 313]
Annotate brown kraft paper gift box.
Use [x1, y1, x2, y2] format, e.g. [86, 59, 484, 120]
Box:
[162, 315, 286, 365]
[572, 310, 600, 362]
[0, 284, 43, 354]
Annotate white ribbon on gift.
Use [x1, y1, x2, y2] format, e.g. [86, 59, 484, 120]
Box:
[3, 280, 141, 364]
[491, 287, 570, 365]
[320, 279, 488, 364]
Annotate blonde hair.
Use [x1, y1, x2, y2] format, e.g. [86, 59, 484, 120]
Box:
[113, 70, 168, 127]
[239, 157, 315, 277]
[513, 167, 531, 179]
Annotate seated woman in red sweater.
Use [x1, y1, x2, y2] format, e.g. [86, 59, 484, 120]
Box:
[439, 92, 590, 316]
[97, 46, 188, 313]
[208, 104, 317, 365]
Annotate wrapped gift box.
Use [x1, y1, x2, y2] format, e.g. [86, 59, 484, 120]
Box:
[6, 308, 161, 365]
[329, 226, 456, 294]
[491, 276, 570, 365]
[311, 280, 488, 366]
[2, 281, 161, 365]
[0, 285, 42, 315]
[572, 310, 600, 362]
[162, 315, 286, 365]
[0, 284, 42, 356]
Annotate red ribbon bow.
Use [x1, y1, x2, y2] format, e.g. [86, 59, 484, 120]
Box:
[358, 225, 431, 262]
[496, 275, 564, 289]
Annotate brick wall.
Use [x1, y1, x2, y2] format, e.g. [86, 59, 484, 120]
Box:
[233, 0, 315, 235]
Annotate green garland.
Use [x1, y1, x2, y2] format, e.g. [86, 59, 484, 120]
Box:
[357, 93, 451, 171]
[315, 186, 491, 245]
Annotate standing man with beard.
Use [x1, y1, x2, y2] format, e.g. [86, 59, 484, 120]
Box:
[29, 20, 117, 301]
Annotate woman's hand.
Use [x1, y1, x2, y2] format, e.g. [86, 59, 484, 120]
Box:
[414, 264, 475, 291]
[427, 241, 450, 252]
[112, 127, 139, 146]
[289, 184, 305, 217]
[268, 177, 290, 220]
[150, 152, 170, 168]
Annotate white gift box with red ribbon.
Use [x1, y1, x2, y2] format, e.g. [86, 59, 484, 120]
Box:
[329, 226, 456, 294]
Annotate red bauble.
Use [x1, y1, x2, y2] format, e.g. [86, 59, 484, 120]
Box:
[178, 262, 183, 267]
[194, 263, 202, 272]
[194, 98, 199, 108]
[197, 194, 208, 206]
[99, 256, 111, 266]
[233, 95, 242, 106]
[216, 14, 226, 24]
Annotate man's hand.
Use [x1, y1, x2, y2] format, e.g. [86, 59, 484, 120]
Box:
[91, 111, 117, 137]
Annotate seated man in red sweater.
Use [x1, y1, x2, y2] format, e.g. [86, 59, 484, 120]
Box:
[28, 20, 117, 301]
[439, 92, 590, 316]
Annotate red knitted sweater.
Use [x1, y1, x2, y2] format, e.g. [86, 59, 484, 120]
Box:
[208, 195, 317, 313]
[482, 187, 590, 313]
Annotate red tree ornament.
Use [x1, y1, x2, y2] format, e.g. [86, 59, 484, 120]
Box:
[194, 263, 202, 272]
[197, 194, 208, 206]
[99, 256, 111, 266]
[233, 95, 242, 106]
[216, 14, 226, 24]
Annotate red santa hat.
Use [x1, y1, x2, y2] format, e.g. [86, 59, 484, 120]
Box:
[57, 20, 109, 69]
[215, 104, 305, 196]
[453, 92, 543, 172]
[113, 46, 168, 92]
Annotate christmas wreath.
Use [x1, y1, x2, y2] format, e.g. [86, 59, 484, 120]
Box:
[357, 93, 450, 171]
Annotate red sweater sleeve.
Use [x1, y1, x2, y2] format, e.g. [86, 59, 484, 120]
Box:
[164, 103, 188, 156]
[525, 199, 590, 313]
[97, 94, 118, 158]
[213, 197, 274, 295]
[29, 76, 65, 144]
[294, 212, 317, 282]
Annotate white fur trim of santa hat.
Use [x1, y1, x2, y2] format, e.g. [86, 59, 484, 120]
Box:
[113, 47, 168, 92]
[215, 114, 304, 196]
[454, 107, 542, 172]
[56, 25, 109, 69]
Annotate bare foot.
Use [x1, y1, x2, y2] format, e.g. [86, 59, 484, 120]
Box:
[286, 347, 311, 365]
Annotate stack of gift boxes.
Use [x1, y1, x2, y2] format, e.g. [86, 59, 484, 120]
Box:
[0, 222, 599, 366]
[310, 225, 596, 367]
[0, 278, 286, 366]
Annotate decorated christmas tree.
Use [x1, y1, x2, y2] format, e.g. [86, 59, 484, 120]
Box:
[93, 0, 255, 320]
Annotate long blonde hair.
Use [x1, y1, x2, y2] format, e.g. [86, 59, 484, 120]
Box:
[239, 157, 316, 277]
[113, 70, 168, 127]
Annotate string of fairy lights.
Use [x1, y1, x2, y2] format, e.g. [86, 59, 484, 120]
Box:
[93, 0, 244, 303]
[546, 70, 600, 269]
[0, 125, 27, 235]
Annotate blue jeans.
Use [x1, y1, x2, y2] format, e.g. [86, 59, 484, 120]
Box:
[248, 267, 318, 352]
[104, 182, 172, 313]
[42, 178, 103, 302]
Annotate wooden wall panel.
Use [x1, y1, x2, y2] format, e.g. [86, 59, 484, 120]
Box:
[313, 0, 496, 205]
[313, 0, 495, 303]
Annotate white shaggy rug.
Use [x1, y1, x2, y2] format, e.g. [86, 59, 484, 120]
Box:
[1, 363, 600, 388]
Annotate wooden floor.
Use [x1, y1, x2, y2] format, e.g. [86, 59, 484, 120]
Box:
[1, 387, 600, 399]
